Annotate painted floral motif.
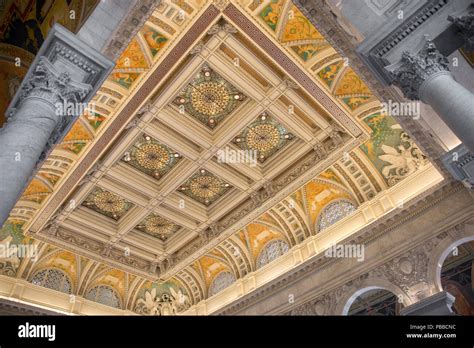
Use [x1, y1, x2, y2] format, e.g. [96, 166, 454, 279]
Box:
[110, 72, 141, 89]
[259, 0, 283, 31]
[291, 42, 330, 61]
[87, 113, 106, 130]
[116, 38, 149, 69]
[59, 141, 87, 155]
[281, 5, 324, 43]
[341, 96, 372, 111]
[0, 220, 27, 277]
[22, 179, 51, 203]
[318, 60, 344, 88]
[335, 68, 370, 95]
[142, 26, 168, 56]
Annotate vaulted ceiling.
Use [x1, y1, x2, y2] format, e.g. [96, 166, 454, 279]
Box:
[0, 0, 436, 314]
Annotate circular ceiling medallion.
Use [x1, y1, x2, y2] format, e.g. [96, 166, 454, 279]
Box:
[191, 81, 230, 117]
[189, 175, 223, 199]
[246, 124, 280, 153]
[145, 216, 175, 236]
[93, 191, 125, 213]
[135, 143, 170, 170]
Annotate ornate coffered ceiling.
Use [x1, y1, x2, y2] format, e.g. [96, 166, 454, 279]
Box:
[1, 0, 441, 315]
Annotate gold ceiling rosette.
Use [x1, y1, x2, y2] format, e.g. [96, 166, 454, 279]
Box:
[136, 214, 180, 241]
[122, 134, 181, 180]
[234, 112, 294, 162]
[173, 65, 246, 128]
[178, 169, 231, 206]
[82, 188, 133, 221]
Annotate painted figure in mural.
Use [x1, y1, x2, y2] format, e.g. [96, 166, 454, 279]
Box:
[2, 0, 49, 54]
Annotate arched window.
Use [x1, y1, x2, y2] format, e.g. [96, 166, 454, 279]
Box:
[348, 289, 400, 316]
[256, 239, 290, 269]
[209, 271, 235, 297]
[31, 268, 72, 294]
[85, 285, 121, 309]
[317, 200, 356, 232]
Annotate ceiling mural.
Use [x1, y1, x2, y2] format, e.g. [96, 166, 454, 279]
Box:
[0, 0, 438, 315]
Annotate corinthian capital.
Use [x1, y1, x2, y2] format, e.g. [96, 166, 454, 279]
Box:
[18, 57, 91, 112]
[388, 40, 450, 100]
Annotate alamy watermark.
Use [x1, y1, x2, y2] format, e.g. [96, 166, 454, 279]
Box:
[217, 147, 258, 167]
[18, 322, 55, 341]
[55, 101, 96, 118]
[0, 242, 38, 261]
[381, 100, 420, 120]
[324, 243, 365, 262]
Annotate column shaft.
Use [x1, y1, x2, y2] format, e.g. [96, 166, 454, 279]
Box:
[420, 72, 474, 152]
[0, 97, 58, 224]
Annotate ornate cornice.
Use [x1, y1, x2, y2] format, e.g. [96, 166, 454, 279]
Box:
[216, 181, 466, 315]
[0, 298, 62, 316]
[102, 0, 161, 61]
[293, 0, 448, 173]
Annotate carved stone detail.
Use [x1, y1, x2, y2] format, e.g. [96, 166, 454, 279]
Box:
[17, 57, 91, 114]
[213, 0, 231, 11]
[448, 6, 474, 52]
[389, 40, 450, 100]
[103, 0, 160, 61]
[288, 231, 450, 315]
[283, 76, 299, 89]
[207, 22, 237, 35]
[189, 42, 205, 55]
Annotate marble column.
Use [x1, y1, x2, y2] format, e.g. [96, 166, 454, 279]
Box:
[400, 291, 455, 316]
[0, 25, 113, 226]
[388, 40, 474, 153]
